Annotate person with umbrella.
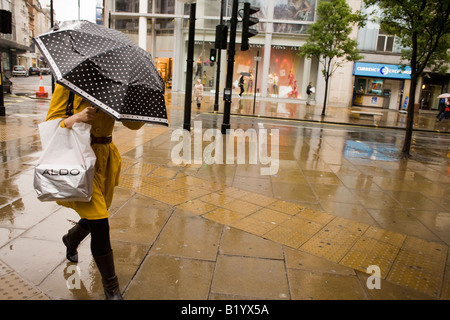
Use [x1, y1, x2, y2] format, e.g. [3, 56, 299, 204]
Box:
[47, 84, 145, 300]
[438, 97, 450, 122]
[34, 21, 168, 300]
[239, 74, 245, 98]
[437, 97, 446, 121]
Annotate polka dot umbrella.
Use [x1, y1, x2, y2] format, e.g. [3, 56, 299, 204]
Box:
[33, 20, 168, 126]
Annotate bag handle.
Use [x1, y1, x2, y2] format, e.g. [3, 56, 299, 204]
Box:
[65, 91, 75, 116]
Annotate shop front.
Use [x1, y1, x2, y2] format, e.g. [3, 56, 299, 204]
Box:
[419, 72, 450, 111]
[352, 62, 411, 110]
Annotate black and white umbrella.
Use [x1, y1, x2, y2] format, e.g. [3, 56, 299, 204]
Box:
[33, 20, 168, 126]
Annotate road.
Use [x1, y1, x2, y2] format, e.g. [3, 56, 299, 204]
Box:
[9, 74, 53, 96]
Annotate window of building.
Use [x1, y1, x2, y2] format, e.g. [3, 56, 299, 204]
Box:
[153, 0, 175, 14]
[114, 0, 139, 13]
[376, 29, 394, 52]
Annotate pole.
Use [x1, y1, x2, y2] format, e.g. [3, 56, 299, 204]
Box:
[50, 0, 55, 93]
[183, 3, 196, 131]
[221, 0, 238, 134]
[213, 0, 225, 112]
[0, 71, 5, 116]
[253, 50, 259, 115]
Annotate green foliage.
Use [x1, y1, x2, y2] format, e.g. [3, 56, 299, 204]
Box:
[299, 0, 366, 79]
[365, 0, 450, 75]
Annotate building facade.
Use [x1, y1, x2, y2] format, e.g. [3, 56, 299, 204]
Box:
[104, 0, 449, 111]
[0, 0, 51, 76]
[104, 0, 324, 103]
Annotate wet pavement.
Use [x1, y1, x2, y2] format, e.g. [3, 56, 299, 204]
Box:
[0, 90, 449, 301]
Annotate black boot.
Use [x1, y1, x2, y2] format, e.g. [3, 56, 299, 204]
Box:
[62, 222, 90, 263]
[93, 251, 123, 300]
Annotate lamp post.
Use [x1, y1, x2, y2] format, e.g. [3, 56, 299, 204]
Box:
[50, 0, 55, 93]
[220, 0, 238, 134]
[183, 1, 197, 131]
[213, 0, 225, 113]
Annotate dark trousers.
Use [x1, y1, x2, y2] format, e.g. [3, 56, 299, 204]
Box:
[239, 84, 244, 96]
[78, 218, 111, 256]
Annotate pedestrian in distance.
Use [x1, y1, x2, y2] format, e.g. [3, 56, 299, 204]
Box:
[193, 78, 204, 109]
[437, 97, 450, 122]
[239, 74, 245, 98]
[47, 84, 145, 300]
[247, 72, 254, 93]
[437, 97, 446, 121]
[306, 82, 313, 105]
[273, 73, 279, 96]
[291, 80, 298, 98]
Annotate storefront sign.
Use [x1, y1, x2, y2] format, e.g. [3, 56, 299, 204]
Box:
[354, 62, 411, 79]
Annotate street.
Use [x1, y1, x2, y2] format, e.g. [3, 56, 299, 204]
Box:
[0, 77, 449, 301]
[9, 74, 53, 97]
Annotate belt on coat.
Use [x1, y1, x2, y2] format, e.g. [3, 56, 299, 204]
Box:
[91, 134, 112, 145]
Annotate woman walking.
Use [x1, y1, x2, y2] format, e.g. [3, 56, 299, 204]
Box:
[193, 78, 204, 109]
[47, 84, 144, 300]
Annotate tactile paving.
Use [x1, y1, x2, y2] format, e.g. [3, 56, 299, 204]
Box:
[177, 199, 218, 216]
[267, 200, 303, 215]
[387, 261, 443, 297]
[0, 272, 48, 300]
[282, 216, 324, 235]
[263, 225, 312, 248]
[217, 187, 251, 199]
[0, 260, 13, 276]
[219, 198, 262, 215]
[300, 235, 356, 263]
[123, 162, 157, 176]
[296, 208, 335, 224]
[242, 192, 278, 207]
[363, 226, 406, 248]
[250, 208, 291, 225]
[149, 166, 178, 179]
[339, 250, 393, 278]
[231, 215, 277, 237]
[203, 208, 249, 225]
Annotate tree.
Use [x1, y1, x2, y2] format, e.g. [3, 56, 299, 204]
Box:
[299, 0, 366, 116]
[365, 0, 450, 158]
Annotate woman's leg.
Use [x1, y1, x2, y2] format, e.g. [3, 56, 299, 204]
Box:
[87, 218, 122, 300]
[62, 218, 90, 263]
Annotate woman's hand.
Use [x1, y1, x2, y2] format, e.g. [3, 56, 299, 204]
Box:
[64, 106, 97, 128]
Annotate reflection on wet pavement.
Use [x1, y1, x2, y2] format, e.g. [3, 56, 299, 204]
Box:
[0, 93, 449, 300]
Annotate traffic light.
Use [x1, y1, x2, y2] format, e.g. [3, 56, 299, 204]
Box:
[241, 2, 259, 51]
[210, 48, 216, 66]
[0, 10, 12, 34]
[215, 24, 228, 50]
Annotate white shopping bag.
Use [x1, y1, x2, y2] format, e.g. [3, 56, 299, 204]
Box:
[33, 119, 97, 202]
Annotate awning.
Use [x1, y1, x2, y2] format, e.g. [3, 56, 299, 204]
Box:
[0, 37, 30, 53]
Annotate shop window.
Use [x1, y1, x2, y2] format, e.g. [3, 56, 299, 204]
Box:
[376, 29, 394, 52]
[154, 0, 175, 14]
[115, 0, 139, 13]
[368, 79, 383, 95]
[155, 18, 174, 35]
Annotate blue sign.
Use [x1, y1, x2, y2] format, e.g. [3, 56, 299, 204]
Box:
[354, 62, 411, 79]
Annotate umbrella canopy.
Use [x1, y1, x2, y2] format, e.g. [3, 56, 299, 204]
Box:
[437, 93, 450, 99]
[33, 20, 168, 126]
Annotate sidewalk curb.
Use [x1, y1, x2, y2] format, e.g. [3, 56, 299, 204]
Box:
[206, 111, 450, 135]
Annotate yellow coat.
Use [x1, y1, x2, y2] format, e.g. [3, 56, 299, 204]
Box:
[46, 84, 144, 220]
